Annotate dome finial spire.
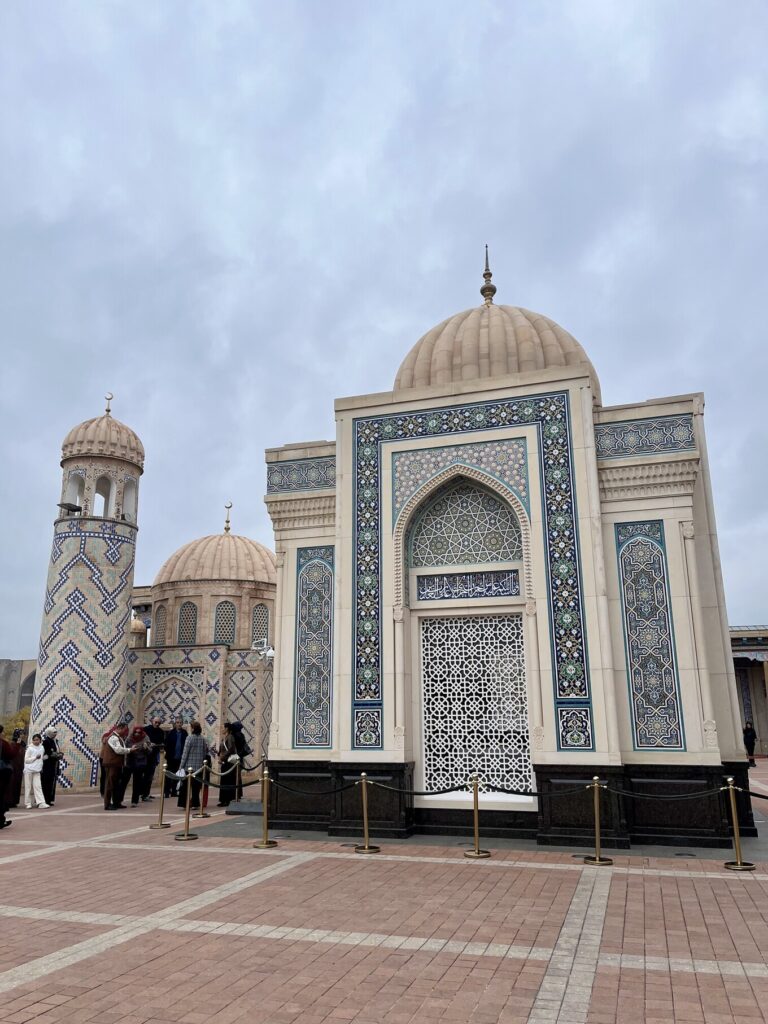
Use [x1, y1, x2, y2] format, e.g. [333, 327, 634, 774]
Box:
[104, 392, 113, 416]
[480, 245, 496, 306]
[224, 501, 232, 534]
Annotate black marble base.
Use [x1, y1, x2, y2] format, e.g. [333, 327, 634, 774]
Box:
[535, 762, 757, 849]
[261, 760, 756, 848]
[268, 761, 414, 838]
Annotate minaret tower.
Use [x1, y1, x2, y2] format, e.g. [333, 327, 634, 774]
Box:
[30, 395, 145, 788]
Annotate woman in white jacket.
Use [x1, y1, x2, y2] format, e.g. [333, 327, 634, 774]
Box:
[24, 734, 49, 809]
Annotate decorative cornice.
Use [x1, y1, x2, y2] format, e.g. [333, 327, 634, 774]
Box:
[265, 493, 336, 534]
[599, 458, 699, 502]
[266, 457, 336, 493]
[594, 414, 696, 460]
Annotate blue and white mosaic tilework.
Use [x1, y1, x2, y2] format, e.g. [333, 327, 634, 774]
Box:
[595, 415, 695, 459]
[267, 457, 336, 493]
[225, 650, 272, 760]
[123, 647, 227, 753]
[31, 517, 137, 787]
[416, 569, 520, 602]
[392, 439, 529, 522]
[294, 546, 334, 748]
[615, 521, 685, 750]
[142, 675, 201, 725]
[353, 392, 593, 751]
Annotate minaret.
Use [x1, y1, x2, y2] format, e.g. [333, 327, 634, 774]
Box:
[30, 395, 145, 788]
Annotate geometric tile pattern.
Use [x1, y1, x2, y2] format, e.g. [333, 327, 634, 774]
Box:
[122, 646, 228, 754]
[392, 437, 528, 522]
[420, 614, 532, 792]
[416, 569, 521, 602]
[31, 517, 137, 788]
[225, 669, 259, 754]
[294, 546, 334, 748]
[142, 676, 200, 725]
[595, 414, 695, 460]
[353, 390, 592, 751]
[615, 520, 685, 750]
[224, 650, 273, 761]
[408, 480, 523, 567]
[267, 456, 336, 492]
[213, 600, 236, 645]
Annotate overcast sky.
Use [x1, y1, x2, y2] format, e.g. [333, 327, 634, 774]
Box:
[1, 0, 766, 655]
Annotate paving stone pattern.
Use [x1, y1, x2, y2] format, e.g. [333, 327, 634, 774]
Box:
[1, 771, 768, 1023]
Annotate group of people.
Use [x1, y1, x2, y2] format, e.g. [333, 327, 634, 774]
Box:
[0, 717, 254, 828]
[99, 718, 252, 812]
[0, 724, 61, 829]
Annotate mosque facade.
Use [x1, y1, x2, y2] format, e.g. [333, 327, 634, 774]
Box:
[28, 260, 752, 846]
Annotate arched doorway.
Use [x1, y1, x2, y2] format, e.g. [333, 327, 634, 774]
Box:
[398, 475, 534, 795]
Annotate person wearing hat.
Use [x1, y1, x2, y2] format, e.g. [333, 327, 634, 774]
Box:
[41, 727, 62, 807]
[100, 723, 137, 811]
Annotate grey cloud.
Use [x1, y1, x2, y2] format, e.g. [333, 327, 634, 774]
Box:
[1, 0, 766, 651]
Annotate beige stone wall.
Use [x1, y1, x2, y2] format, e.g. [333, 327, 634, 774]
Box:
[150, 580, 275, 649]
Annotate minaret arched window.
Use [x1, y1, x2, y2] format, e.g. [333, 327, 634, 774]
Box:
[65, 472, 85, 509]
[251, 603, 269, 646]
[178, 601, 198, 646]
[123, 478, 138, 522]
[214, 600, 236, 645]
[152, 605, 167, 647]
[94, 475, 114, 518]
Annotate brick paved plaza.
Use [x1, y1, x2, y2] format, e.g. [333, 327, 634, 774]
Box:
[2, 770, 768, 1024]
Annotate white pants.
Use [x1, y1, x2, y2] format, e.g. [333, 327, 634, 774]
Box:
[24, 772, 45, 807]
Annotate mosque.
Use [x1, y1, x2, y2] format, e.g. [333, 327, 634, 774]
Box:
[28, 257, 754, 847]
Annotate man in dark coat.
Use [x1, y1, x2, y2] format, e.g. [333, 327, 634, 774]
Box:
[41, 728, 61, 807]
[744, 721, 758, 767]
[142, 716, 165, 800]
[9, 729, 25, 808]
[163, 718, 187, 796]
[0, 725, 20, 829]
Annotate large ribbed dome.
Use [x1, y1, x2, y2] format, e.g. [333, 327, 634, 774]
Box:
[394, 304, 601, 402]
[153, 534, 276, 587]
[62, 410, 145, 470]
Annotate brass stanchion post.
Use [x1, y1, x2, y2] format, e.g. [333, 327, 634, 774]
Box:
[354, 773, 380, 855]
[254, 766, 278, 849]
[464, 775, 490, 859]
[194, 763, 211, 819]
[149, 761, 171, 829]
[724, 776, 755, 871]
[174, 768, 198, 841]
[583, 776, 612, 865]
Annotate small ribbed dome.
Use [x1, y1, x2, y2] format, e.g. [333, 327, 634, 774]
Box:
[153, 534, 276, 587]
[130, 617, 147, 634]
[394, 304, 601, 402]
[62, 412, 145, 471]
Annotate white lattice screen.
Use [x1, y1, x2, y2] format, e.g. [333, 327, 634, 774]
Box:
[420, 614, 531, 793]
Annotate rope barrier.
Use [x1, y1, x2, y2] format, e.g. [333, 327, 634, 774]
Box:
[367, 781, 466, 797]
[734, 787, 768, 801]
[605, 786, 723, 802]
[271, 779, 359, 796]
[202, 775, 262, 791]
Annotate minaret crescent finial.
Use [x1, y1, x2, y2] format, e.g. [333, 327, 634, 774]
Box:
[105, 392, 113, 415]
[480, 245, 496, 306]
[224, 501, 232, 534]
